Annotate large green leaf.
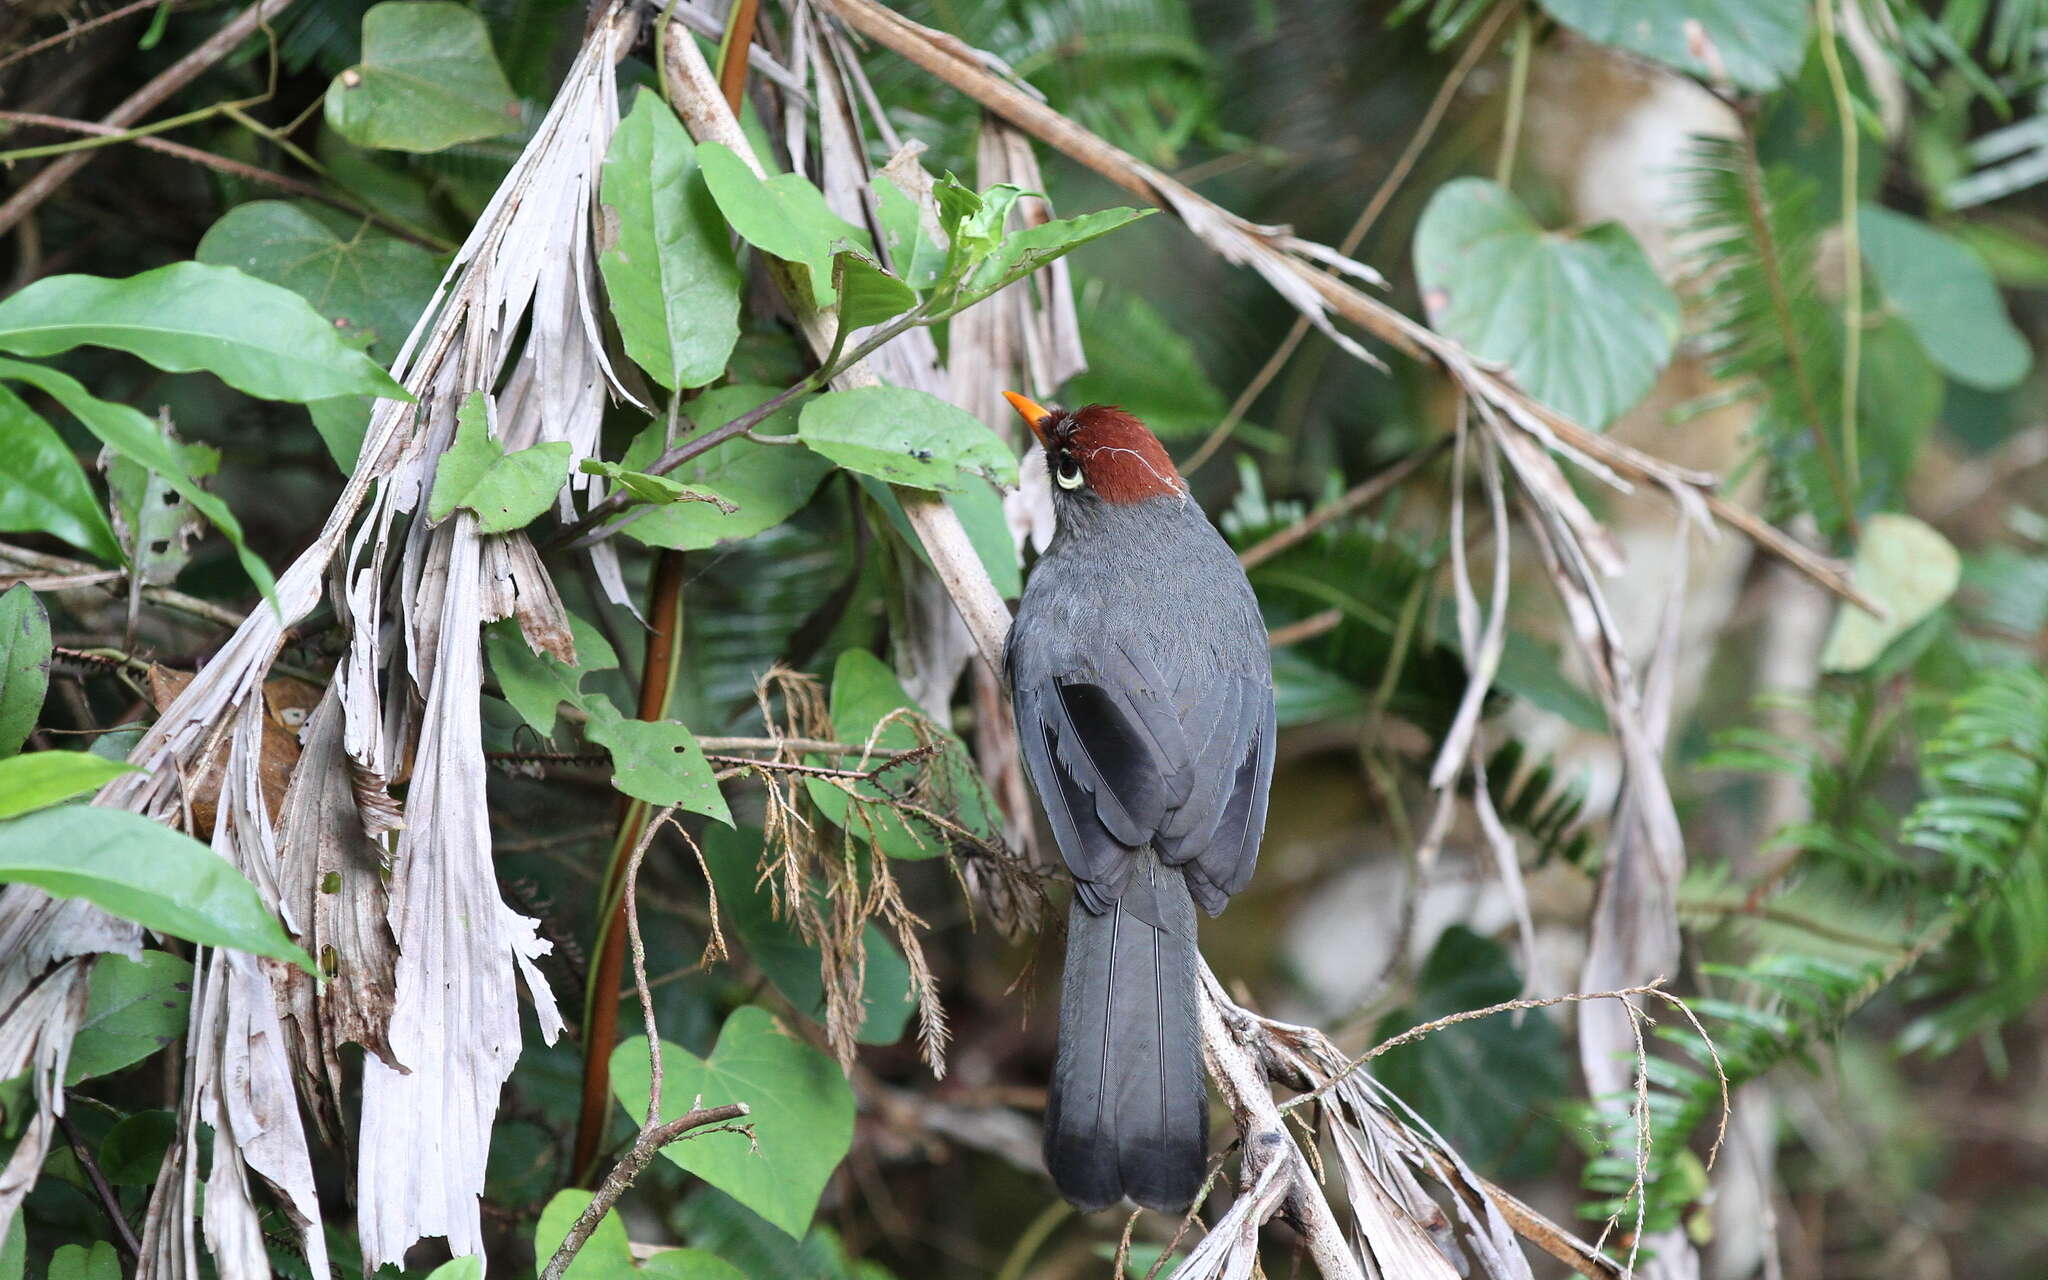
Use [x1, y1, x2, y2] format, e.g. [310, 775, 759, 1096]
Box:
[0, 806, 313, 971]
[428, 391, 571, 533]
[0, 358, 275, 602]
[947, 476, 1022, 599]
[600, 89, 742, 391]
[619, 386, 832, 550]
[0, 262, 407, 402]
[673, 1190, 886, 1280]
[67, 951, 193, 1084]
[196, 200, 441, 365]
[612, 1007, 856, 1240]
[700, 825, 914, 1046]
[1414, 178, 1678, 429]
[0, 384, 120, 561]
[47, 1243, 118, 1280]
[324, 1, 520, 153]
[1372, 926, 1564, 1177]
[1539, 0, 1808, 92]
[804, 648, 996, 861]
[798, 385, 1017, 492]
[696, 141, 867, 307]
[582, 698, 731, 825]
[0, 584, 51, 760]
[0, 752, 139, 819]
[1857, 205, 2031, 391]
[1821, 513, 1962, 673]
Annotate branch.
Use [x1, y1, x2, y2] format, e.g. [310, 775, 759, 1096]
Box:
[0, 0, 303, 237]
[541, 809, 752, 1280]
[1237, 439, 1450, 571]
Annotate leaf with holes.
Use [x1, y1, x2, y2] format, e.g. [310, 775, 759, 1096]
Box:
[798, 386, 1017, 492]
[485, 613, 615, 736]
[0, 262, 407, 403]
[582, 697, 730, 824]
[599, 89, 742, 391]
[1415, 178, 1678, 429]
[0, 385, 120, 562]
[428, 391, 571, 533]
[1539, 0, 1807, 92]
[612, 1007, 855, 1240]
[0, 584, 51, 760]
[197, 200, 441, 365]
[325, 0, 520, 153]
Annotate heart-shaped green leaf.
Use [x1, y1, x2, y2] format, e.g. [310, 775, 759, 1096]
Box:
[1858, 204, 2031, 391]
[1415, 177, 1678, 429]
[1539, 0, 1807, 92]
[325, 1, 520, 153]
[611, 1007, 855, 1240]
[797, 385, 1017, 492]
[599, 89, 742, 391]
[428, 391, 571, 533]
[0, 807, 312, 971]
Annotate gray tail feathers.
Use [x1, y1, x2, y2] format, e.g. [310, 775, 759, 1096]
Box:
[1045, 852, 1207, 1213]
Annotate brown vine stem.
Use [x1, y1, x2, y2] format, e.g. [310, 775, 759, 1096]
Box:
[540, 811, 752, 1280]
[0, 0, 302, 238]
[0, 0, 176, 75]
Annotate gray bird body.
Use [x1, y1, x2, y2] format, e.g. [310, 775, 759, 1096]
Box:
[1007, 471, 1275, 1213]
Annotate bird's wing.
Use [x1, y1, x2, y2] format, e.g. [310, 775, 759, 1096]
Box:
[1013, 637, 1273, 917]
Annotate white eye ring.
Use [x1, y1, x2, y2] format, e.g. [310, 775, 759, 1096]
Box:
[1055, 457, 1085, 489]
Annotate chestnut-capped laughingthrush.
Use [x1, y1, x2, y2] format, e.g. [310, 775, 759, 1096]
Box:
[1001, 392, 1276, 1213]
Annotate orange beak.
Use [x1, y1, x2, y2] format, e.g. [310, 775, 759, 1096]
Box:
[1002, 390, 1053, 446]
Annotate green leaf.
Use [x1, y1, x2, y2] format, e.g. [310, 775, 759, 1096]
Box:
[0, 384, 121, 561]
[68, 951, 193, 1084]
[196, 200, 442, 365]
[798, 385, 1017, 492]
[1372, 926, 1564, 1177]
[700, 825, 914, 1046]
[833, 250, 919, 331]
[99, 1110, 178, 1185]
[672, 1190, 880, 1280]
[485, 613, 616, 735]
[324, 1, 520, 153]
[582, 699, 731, 825]
[0, 584, 52, 759]
[875, 171, 946, 290]
[804, 649, 996, 861]
[618, 387, 833, 551]
[1538, 0, 1808, 92]
[0, 752, 140, 819]
[1820, 513, 1963, 673]
[1064, 286, 1227, 440]
[0, 358, 276, 603]
[1415, 178, 1679, 429]
[612, 1007, 856, 1240]
[424, 1261, 483, 1280]
[1857, 204, 2031, 391]
[951, 207, 1151, 311]
[0, 262, 407, 402]
[0, 807, 313, 971]
[577, 459, 732, 509]
[307, 394, 374, 472]
[428, 391, 571, 533]
[48, 1243, 119, 1280]
[947, 477, 1022, 599]
[533, 1189, 634, 1279]
[599, 89, 742, 391]
[638, 1250, 749, 1280]
[696, 141, 868, 307]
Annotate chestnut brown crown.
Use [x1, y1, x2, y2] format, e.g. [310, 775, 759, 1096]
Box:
[1001, 392, 1184, 505]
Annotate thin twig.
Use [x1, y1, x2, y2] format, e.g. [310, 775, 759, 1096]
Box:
[1265, 608, 1342, 649]
[1237, 439, 1450, 571]
[0, 0, 175, 74]
[0, 543, 248, 629]
[56, 1104, 141, 1260]
[1178, 4, 1512, 475]
[1493, 7, 1534, 188]
[0, 110, 450, 250]
[0, 0, 303, 238]
[541, 810, 752, 1280]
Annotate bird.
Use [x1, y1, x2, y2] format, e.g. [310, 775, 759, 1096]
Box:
[1000, 391, 1276, 1214]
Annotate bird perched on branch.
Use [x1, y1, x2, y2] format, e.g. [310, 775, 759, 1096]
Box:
[1001, 391, 1276, 1213]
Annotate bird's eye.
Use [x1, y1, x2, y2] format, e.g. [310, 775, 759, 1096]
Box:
[1055, 454, 1085, 490]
